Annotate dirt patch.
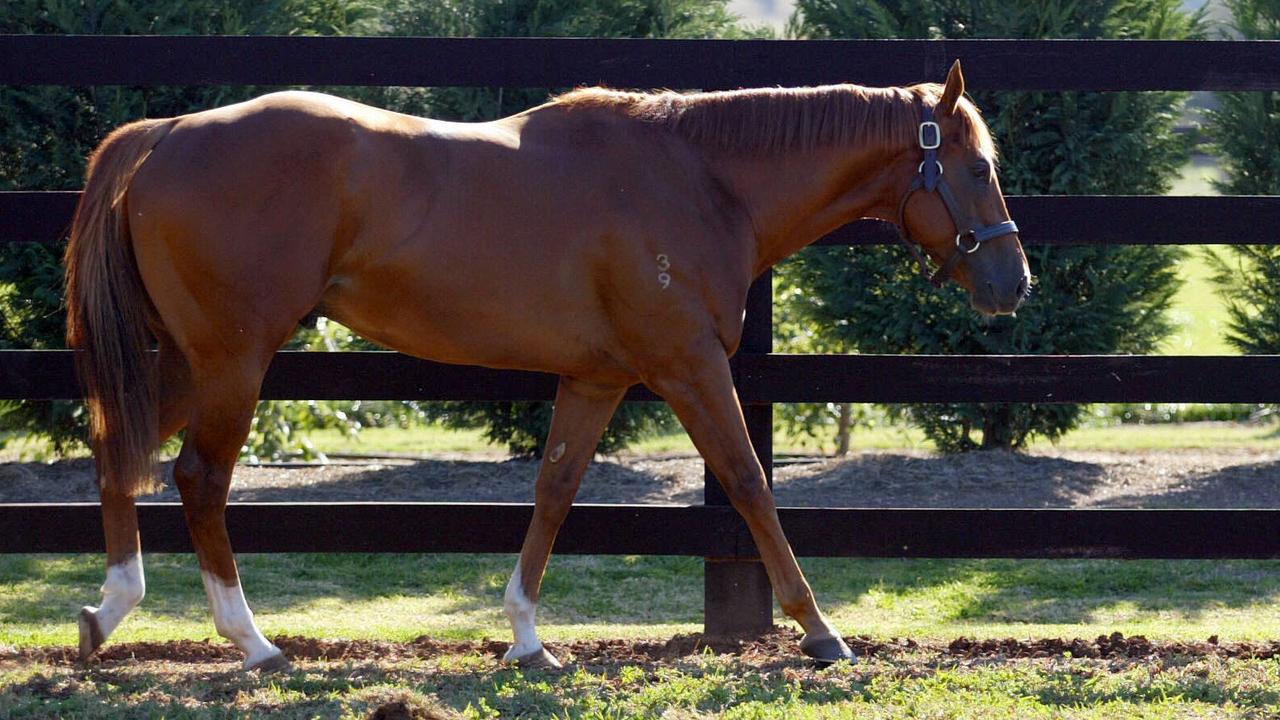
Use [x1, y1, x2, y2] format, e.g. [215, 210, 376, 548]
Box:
[3, 445, 1278, 508]
[366, 692, 461, 720]
[5, 629, 1278, 668]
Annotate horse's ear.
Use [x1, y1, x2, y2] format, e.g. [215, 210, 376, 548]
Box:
[938, 59, 965, 115]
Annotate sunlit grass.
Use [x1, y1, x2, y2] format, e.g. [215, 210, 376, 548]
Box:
[5, 650, 1278, 719]
[10, 419, 1266, 463]
[1029, 421, 1280, 451]
[1161, 247, 1235, 356]
[6, 554, 1280, 649]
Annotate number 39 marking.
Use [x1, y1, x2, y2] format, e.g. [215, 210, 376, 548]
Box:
[656, 254, 671, 289]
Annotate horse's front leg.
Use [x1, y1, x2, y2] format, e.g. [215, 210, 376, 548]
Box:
[503, 377, 625, 668]
[646, 342, 853, 665]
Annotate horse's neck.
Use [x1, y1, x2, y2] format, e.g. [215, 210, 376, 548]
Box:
[708, 143, 905, 275]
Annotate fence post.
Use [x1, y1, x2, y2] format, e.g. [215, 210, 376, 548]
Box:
[703, 271, 774, 637]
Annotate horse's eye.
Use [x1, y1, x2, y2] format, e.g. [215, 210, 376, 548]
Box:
[971, 161, 991, 181]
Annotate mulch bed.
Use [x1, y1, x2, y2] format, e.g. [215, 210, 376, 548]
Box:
[4, 444, 1279, 508]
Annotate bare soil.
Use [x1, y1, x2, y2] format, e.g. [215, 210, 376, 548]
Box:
[3, 446, 1278, 508]
[4, 628, 1278, 668]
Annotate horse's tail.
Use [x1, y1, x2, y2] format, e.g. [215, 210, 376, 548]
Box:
[65, 118, 174, 497]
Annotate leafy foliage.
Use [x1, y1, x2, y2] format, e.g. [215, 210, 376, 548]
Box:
[1205, 0, 1280, 356]
[0, 0, 387, 458]
[780, 0, 1194, 451]
[430, 401, 679, 457]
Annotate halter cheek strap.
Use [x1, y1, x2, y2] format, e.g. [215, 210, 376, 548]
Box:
[896, 104, 1019, 288]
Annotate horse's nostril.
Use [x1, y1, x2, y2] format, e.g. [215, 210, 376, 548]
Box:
[1016, 276, 1030, 297]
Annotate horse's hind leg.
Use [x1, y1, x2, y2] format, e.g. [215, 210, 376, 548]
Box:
[172, 359, 287, 672]
[78, 488, 145, 660]
[503, 378, 625, 668]
[79, 339, 192, 660]
[646, 344, 853, 665]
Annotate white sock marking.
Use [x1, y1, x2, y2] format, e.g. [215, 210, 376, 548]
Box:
[86, 554, 145, 641]
[200, 571, 280, 668]
[503, 564, 543, 661]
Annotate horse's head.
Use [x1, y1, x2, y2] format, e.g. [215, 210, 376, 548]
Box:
[897, 60, 1031, 316]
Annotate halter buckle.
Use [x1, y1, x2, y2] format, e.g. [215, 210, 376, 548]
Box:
[919, 121, 941, 150]
[956, 230, 982, 254]
[918, 160, 943, 176]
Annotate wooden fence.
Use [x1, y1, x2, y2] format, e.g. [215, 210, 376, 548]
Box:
[2, 36, 1279, 634]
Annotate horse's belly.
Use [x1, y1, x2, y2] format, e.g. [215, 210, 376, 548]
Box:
[321, 274, 634, 383]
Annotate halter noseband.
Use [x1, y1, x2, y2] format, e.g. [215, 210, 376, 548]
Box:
[896, 104, 1019, 288]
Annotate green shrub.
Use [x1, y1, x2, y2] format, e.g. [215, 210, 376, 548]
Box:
[1206, 0, 1280, 357]
[0, 0, 384, 459]
[780, 0, 1196, 451]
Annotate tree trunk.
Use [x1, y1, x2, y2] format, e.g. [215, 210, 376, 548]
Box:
[834, 403, 852, 456]
[981, 404, 1016, 450]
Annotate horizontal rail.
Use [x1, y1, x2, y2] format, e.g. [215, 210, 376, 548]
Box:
[5, 350, 1280, 403]
[3, 503, 1277, 558]
[4, 192, 1279, 247]
[736, 354, 1280, 403]
[2, 37, 1279, 91]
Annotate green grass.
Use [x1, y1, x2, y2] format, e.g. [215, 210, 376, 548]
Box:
[6, 554, 1280, 648]
[1161, 247, 1235, 356]
[4, 650, 1279, 718]
[305, 424, 499, 456]
[292, 418, 1280, 460]
[1029, 421, 1280, 451]
[5, 554, 1280, 718]
[9, 417, 1278, 464]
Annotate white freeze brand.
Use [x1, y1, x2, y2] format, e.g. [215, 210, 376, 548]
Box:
[656, 254, 671, 289]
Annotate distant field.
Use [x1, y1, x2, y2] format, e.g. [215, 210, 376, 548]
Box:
[6, 418, 1278, 464]
[1162, 247, 1234, 355]
[286, 419, 1280, 459]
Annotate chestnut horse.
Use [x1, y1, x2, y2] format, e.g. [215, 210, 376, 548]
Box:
[66, 60, 1028, 671]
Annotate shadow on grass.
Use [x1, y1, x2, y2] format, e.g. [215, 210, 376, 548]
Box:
[0, 552, 702, 631]
[806, 555, 1280, 627]
[7, 553, 1280, 636]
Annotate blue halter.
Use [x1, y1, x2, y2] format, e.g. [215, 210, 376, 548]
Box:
[896, 104, 1020, 288]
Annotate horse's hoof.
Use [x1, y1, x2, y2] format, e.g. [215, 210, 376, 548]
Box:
[245, 651, 293, 674]
[78, 607, 104, 661]
[504, 645, 563, 670]
[800, 634, 855, 667]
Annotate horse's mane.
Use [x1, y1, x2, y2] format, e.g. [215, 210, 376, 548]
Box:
[553, 84, 997, 158]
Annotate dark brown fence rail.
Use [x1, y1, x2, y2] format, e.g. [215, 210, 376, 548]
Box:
[5, 503, 1279, 559]
[6, 191, 1280, 247]
[3, 36, 1279, 636]
[5, 350, 1280, 403]
[2, 36, 1280, 90]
